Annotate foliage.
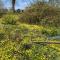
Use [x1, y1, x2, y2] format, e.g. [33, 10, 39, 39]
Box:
[19, 2, 60, 27]
[41, 28, 57, 37]
[0, 21, 60, 60]
[2, 15, 18, 25]
[0, 2, 60, 60]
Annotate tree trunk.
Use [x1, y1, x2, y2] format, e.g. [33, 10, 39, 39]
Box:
[12, 0, 16, 12]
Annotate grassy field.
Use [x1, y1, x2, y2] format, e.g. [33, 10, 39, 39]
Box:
[0, 14, 60, 60]
[0, 3, 60, 60]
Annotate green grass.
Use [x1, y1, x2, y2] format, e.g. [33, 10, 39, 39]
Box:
[0, 6, 60, 59]
[0, 21, 60, 60]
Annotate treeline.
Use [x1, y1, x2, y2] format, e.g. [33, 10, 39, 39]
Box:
[0, 9, 24, 18]
[19, 2, 60, 27]
[0, 9, 24, 13]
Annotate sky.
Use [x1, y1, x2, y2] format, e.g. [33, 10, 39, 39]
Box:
[2, 0, 34, 9]
[2, 0, 48, 9]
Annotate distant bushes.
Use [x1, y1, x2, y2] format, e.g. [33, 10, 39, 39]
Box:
[19, 2, 60, 26]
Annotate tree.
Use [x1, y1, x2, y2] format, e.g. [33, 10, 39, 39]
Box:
[12, 0, 16, 12]
[0, 0, 4, 13]
[0, 0, 4, 9]
[48, 0, 60, 7]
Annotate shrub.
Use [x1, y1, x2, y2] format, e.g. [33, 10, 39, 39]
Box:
[19, 2, 60, 26]
[49, 29, 57, 36]
[2, 15, 17, 25]
[41, 29, 57, 36]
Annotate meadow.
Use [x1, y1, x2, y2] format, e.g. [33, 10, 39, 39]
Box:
[0, 3, 60, 60]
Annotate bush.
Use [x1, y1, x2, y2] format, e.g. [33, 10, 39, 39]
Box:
[49, 29, 57, 36]
[19, 2, 60, 26]
[41, 29, 57, 36]
[2, 15, 18, 25]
